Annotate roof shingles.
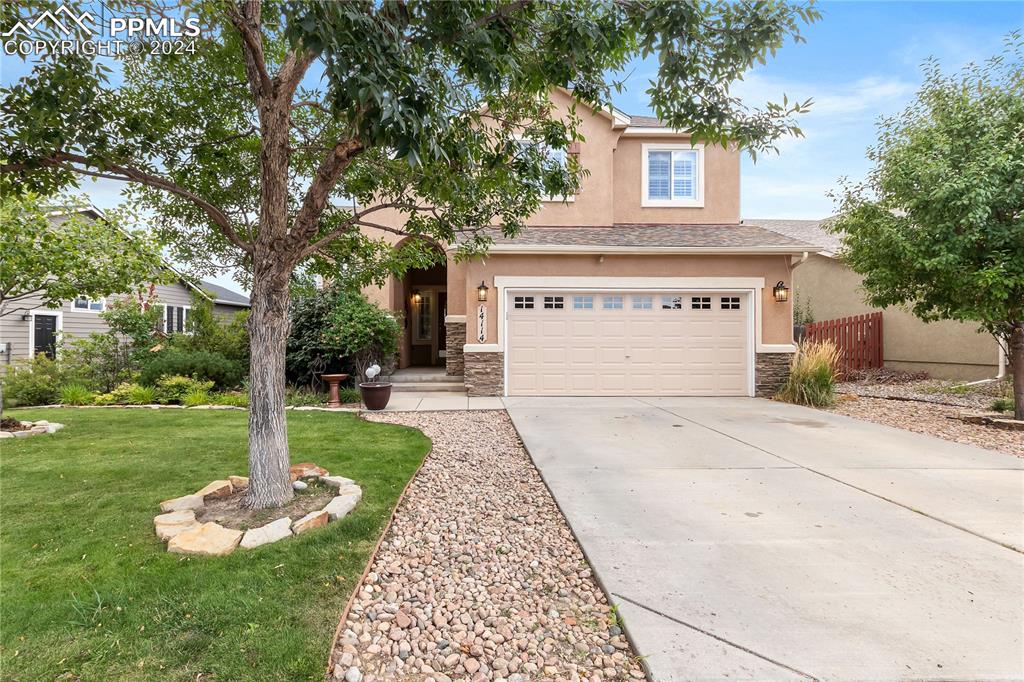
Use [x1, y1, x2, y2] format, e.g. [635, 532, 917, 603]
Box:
[476, 224, 821, 250]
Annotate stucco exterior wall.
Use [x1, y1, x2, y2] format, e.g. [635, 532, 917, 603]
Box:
[463, 253, 795, 347]
[612, 137, 740, 225]
[794, 254, 1000, 380]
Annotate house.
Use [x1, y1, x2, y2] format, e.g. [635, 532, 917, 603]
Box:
[0, 208, 250, 370]
[752, 218, 1003, 381]
[363, 89, 821, 397]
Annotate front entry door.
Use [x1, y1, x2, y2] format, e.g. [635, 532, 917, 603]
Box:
[33, 314, 58, 359]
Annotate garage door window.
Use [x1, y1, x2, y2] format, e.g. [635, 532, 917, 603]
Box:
[661, 296, 682, 310]
[721, 296, 741, 310]
[543, 296, 564, 309]
[691, 296, 711, 310]
[573, 295, 594, 310]
[602, 296, 623, 310]
[632, 295, 653, 310]
[514, 296, 534, 309]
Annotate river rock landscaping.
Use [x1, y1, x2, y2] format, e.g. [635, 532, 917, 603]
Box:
[156, 462, 363, 556]
[330, 410, 644, 682]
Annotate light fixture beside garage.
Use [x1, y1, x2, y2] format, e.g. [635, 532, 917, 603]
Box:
[477, 281, 489, 302]
[773, 281, 790, 303]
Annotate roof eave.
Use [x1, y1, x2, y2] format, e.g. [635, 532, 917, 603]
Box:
[482, 244, 824, 255]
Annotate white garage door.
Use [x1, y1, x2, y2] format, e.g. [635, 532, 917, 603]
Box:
[506, 291, 751, 396]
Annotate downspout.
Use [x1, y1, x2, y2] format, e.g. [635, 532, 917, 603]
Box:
[964, 335, 1008, 385]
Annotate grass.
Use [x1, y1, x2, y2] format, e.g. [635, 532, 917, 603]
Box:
[776, 339, 842, 407]
[1, 408, 430, 680]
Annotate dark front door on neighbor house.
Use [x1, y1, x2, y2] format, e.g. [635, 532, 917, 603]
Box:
[33, 314, 58, 359]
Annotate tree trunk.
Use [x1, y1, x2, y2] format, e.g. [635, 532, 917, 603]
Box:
[243, 264, 294, 509]
[1011, 323, 1024, 422]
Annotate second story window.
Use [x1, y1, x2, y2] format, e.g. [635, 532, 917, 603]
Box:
[72, 295, 105, 312]
[515, 139, 573, 202]
[642, 144, 704, 207]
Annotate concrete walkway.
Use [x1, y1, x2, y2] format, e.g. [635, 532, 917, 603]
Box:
[382, 392, 504, 412]
[504, 397, 1024, 681]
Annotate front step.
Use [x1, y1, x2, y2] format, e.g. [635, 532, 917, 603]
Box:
[390, 369, 461, 383]
[391, 379, 465, 393]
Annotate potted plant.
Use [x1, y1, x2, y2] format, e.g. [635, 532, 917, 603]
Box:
[323, 292, 401, 411]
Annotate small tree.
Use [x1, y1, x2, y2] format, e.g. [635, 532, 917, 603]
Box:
[324, 292, 402, 383]
[830, 36, 1024, 419]
[0, 193, 165, 319]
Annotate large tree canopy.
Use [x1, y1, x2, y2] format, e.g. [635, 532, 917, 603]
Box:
[830, 35, 1024, 418]
[1, 0, 818, 506]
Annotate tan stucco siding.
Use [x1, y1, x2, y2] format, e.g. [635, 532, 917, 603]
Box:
[464, 253, 794, 346]
[794, 254, 999, 380]
[612, 137, 740, 225]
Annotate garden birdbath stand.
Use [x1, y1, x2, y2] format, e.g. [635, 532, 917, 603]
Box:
[320, 374, 350, 408]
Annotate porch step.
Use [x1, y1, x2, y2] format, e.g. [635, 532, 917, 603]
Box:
[390, 369, 460, 383]
[391, 380, 466, 393]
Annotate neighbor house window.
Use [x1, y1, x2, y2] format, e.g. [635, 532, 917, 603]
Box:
[72, 295, 105, 312]
[642, 144, 704, 207]
[162, 305, 190, 333]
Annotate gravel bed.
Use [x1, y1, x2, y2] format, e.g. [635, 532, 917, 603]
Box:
[330, 410, 643, 682]
[836, 379, 1010, 411]
[829, 396, 1023, 458]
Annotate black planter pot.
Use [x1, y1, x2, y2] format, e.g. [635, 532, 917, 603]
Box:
[359, 382, 392, 411]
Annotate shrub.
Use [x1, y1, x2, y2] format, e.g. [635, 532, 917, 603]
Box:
[182, 387, 211, 407]
[212, 392, 249, 407]
[59, 383, 95, 406]
[173, 293, 250, 366]
[1, 354, 65, 407]
[991, 397, 1014, 413]
[285, 386, 327, 407]
[776, 340, 842, 407]
[61, 332, 132, 392]
[93, 392, 115, 406]
[139, 349, 244, 389]
[287, 286, 350, 387]
[154, 375, 215, 404]
[323, 292, 401, 382]
[126, 384, 156, 405]
[338, 387, 362, 405]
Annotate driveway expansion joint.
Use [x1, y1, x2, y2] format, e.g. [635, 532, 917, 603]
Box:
[610, 592, 819, 681]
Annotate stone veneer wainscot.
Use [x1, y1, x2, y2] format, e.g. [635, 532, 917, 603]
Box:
[464, 351, 504, 397]
[445, 321, 466, 376]
[755, 352, 792, 397]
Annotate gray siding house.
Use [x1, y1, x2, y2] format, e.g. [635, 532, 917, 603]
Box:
[1, 208, 249, 371]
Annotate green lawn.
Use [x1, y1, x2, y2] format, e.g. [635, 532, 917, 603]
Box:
[0, 408, 430, 681]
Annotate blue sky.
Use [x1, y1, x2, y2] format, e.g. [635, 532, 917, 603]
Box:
[2, 1, 1020, 289]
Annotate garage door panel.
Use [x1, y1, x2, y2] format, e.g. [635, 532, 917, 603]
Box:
[507, 290, 751, 396]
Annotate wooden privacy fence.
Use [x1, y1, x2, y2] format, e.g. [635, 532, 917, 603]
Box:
[803, 312, 884, 375]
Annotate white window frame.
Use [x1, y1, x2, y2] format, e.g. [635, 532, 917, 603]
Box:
[641, 143, 705, 208]
[632, 295, 653, 310]
[161, 304, 191, 334]
[72, 295, 105, 312]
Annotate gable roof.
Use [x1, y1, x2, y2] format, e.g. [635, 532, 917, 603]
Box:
[474, 223, 821, 254]
[745, 218, 842, 258]
[198, 280, 250, 307]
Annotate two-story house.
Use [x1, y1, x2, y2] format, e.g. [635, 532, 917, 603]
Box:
[364, 89, 821, 397]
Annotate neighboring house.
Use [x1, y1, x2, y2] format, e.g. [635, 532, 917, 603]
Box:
[363, 88, 821, 397]
[752, 218, 1002, 381]
[0, 209, 250, 371]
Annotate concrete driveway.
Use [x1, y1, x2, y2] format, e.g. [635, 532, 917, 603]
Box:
[504, 397, 1024, 681]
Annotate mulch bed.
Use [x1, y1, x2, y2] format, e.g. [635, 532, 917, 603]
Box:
[197, 479, 335, 530]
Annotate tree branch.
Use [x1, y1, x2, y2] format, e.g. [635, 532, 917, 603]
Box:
[18, 152, 253, 255]
[287, 138, 364, 253]
[225, 1, 274, 100]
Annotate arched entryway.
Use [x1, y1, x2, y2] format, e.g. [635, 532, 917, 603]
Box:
[388, 247, 448, 369]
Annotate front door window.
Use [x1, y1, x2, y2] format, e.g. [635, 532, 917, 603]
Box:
[414, 292, 432, 343]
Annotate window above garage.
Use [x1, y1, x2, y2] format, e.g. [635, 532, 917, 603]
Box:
[642, 143, 704, 208]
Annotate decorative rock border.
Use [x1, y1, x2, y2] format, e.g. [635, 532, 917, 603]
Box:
[0, 420, 64, 439]
[154, 462, 363, 556]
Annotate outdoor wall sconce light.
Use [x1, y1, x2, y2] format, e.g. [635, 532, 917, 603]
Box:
[411, 290, 422, 305]
[477, 281, 489, 302]
[20, 313, 31, 321]
[773, 281, 790, 303]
